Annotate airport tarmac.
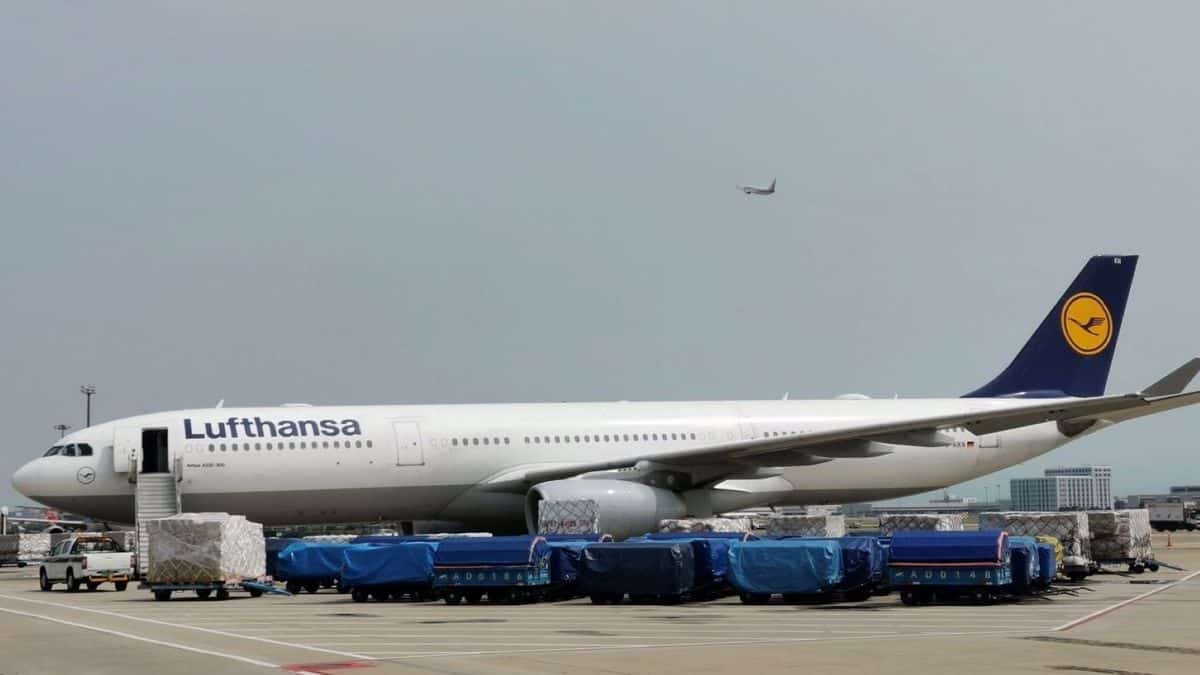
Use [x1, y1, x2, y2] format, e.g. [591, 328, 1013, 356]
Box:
[0, 532, 1197, 675]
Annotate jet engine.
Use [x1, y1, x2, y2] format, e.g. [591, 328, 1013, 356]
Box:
[525, 479, 688, 539]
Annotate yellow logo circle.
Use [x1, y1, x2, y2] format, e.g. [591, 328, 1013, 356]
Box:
[1060, 292, 1113, 356]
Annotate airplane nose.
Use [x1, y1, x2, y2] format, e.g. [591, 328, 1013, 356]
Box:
[11, 461, 38, 498]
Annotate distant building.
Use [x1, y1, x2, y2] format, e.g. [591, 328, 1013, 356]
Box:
[1010, 465, 1113, 511]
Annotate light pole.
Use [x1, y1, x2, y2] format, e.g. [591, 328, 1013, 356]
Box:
[54, 424, 71, 438]
[995, 484, 1002, 505]
[985, 485, 990, 504]
[80, 384, 96, 428]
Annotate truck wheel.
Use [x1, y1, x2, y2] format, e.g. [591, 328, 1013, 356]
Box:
[196, 589, 212, 599]
[86, 581, 100, 592]
[154, 590, 173, 601]
[65, 569, 80, 593]
[114, 582, 128, 592]
[39, 569, 53, 592]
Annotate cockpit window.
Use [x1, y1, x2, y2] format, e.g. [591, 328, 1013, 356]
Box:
[61, 445, 77, 457]
[43, 446, 62, 457]
[77, 444, 93, 456]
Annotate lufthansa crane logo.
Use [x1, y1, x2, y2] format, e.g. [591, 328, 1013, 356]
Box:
[76, 466, 96, 485]
[1061, 292, 1113, 356]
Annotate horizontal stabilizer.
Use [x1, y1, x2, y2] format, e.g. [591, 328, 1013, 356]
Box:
[1141, 357, 1200, 396]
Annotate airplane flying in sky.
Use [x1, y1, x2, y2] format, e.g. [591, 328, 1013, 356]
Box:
[738, 178, 775, 195]
[12, 255, 1200, 538]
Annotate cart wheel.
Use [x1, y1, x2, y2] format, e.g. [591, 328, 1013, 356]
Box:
[216, 588, 230, 601]
[489, 589, 511, 604]
[303, 581, 320, 594]
[154, 589, 173, 601]
[248, 588, 264, 598]
[781, 594, 805, 603]
[196, 589, 212, 599]
[285, 581, 302, 595]
[464, 591, 483, 604]
[443, 592, 462, 606]
[739, 593, 769, 605]
[114, 581, 128, 592]
[370, 591, 390, 602]
[351, 589, 369, 603]
[1147, 562, 1160, 572]
[899, 591, 917, 606]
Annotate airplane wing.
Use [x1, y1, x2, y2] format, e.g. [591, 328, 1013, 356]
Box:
[485, 373, 1200, 491]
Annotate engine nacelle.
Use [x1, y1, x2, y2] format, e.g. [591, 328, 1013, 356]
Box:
[525, 479, 688, 539]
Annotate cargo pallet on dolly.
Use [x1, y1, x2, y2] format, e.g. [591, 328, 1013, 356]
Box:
[140, 579, 289, 601]
[433, 536, 553, 604]
[886, 530, 1014, 605]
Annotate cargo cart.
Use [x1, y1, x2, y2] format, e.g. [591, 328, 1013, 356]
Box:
[140, 578, 288, 601]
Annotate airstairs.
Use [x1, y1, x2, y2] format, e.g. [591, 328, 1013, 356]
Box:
[133, 464, 181, 577]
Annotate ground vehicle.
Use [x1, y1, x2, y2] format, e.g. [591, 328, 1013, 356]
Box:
[39, 535, 133, 592]
[1147, 500, 1198, 532]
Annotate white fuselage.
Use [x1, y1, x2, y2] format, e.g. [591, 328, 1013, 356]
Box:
[12, 398, 1073, 531]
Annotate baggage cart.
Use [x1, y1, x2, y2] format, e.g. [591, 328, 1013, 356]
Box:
[433, 536, 553, 604]
[579, 541, 696, 604]
[887, 530, 1013, 605]
[140, 578, 287, 601]
[342, 540, 440, 603]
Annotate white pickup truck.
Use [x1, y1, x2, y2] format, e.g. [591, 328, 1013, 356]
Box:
[39, 535, 133, 592]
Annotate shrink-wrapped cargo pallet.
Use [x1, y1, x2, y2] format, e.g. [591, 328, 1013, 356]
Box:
[764, 514, 846, 538]
[146, 513, 265, 584]
[0, 533, 52, 562]
[538, 499, 600, 535]
[1088, 510, 1153, 562]
[879, 513, 964, 536]
[979, 512, 1091, 567]
[658, 517, 751, 534]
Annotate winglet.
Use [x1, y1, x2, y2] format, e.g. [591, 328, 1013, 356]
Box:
[1142, 358, 1200, 397]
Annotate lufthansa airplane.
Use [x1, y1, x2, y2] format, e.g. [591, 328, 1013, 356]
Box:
[12, 255, 1200, 538]
[738, 178, 776, 195]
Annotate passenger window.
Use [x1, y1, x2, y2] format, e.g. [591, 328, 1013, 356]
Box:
[367, 440, 373, 448]
[255, 443, 261, 451]
[208, 444, 215, 452]
[483, 438, 490, 445]
[554, 436, 561, 443]
[504, 438, 510, 445]
[494, 438, 501, 445]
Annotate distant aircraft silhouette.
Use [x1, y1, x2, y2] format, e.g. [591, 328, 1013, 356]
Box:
[737, 178, 775, 196]
[1069, 316, 1106, 335]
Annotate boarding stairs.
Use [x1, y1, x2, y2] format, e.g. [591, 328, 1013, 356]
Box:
[133, 461, 182, 577]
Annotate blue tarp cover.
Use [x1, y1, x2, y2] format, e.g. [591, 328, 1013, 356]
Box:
[433, 536, 550, 567]
[341, 541, 439, 587]
[546, 540, 594, 584]
[276, 542, 352, 581]
[805, 536, 886, 588]
[265, 538, 300, 579]
[579, 542, 696, 596]
[1007, 536, 1041, 593]
[1036, 543, 1057, 584]
[727, 539, 843, 595]
[351, 535, 452, 545]
[634, 534, 747, 584]
[889, 530, 1009, 564]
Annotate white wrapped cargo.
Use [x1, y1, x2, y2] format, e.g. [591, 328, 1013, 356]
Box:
[146, 513, 265, 584]
[979, 511, 1092, 566]
[1088, 509, 1153, 561]
[0, 533, 52, 562]
[879, 513, 964, 536]
[658, 517, 752, 534]
[300, 534, 357, 544]
[537, 499, 600, 535]
[764, 514, 846, 537]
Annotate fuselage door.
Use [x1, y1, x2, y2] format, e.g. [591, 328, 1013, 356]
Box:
[113, 427, 141, 473]
[391, 421, 425, 466]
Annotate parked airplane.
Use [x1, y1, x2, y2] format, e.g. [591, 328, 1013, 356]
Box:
[12, 255, 1200, 538]
[738, 178, 775, 195]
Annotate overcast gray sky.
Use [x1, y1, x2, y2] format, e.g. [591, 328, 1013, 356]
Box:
[3, 2, 1198, 507]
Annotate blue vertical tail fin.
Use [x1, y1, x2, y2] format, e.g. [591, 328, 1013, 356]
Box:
[964, 255, 1138, 399]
